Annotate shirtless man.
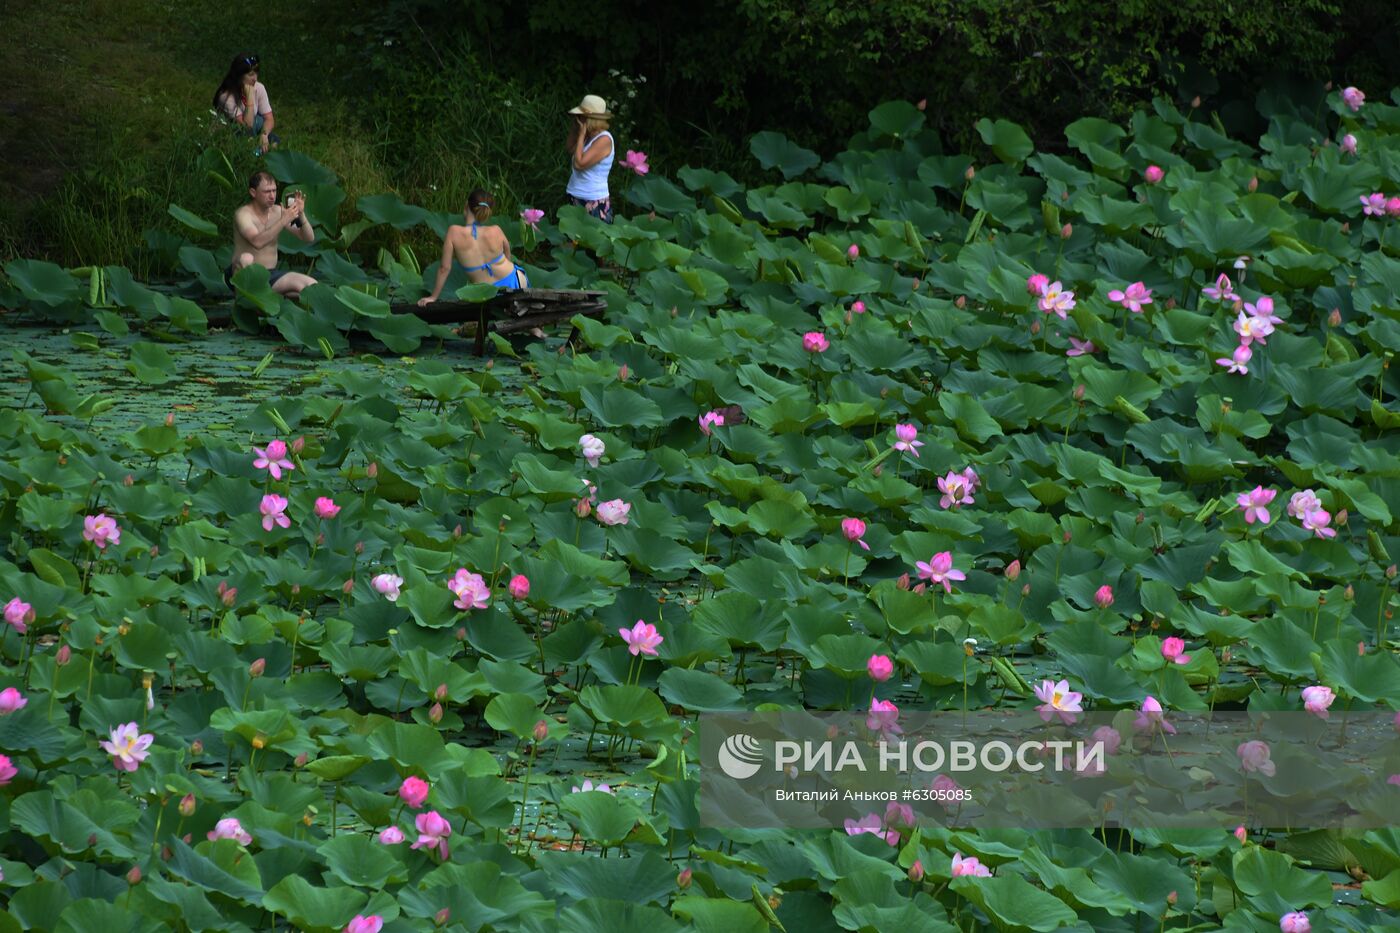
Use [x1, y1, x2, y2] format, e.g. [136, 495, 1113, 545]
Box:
[226, 170, 317, 299]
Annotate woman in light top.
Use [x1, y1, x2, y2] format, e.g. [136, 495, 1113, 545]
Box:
[564, 94, 615, 223]
[418, 189, 528, 306]
[212, 52, 279, 155]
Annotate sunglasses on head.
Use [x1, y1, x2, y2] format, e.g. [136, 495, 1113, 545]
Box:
[243, 55, 260, 69]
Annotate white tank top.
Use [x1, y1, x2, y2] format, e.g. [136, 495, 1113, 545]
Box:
[567, 131, 614, 201]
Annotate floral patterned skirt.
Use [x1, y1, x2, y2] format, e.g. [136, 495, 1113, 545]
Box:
[567, 194, 614, 224]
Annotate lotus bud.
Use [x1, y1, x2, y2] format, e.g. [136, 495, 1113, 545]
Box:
[873, 464, 882, 477]
[291, 584, 301, 596]
[768, 895, 781, 911]
[670, 307, 678, 318]
[456, 627, 467, 641]
[1074, 384, 1085, 401]
[618, 364, 630, 381]
[123, 474, 134, 486]
[221, 587, 237, 607]
[435, 909, 451, 927]
[434, 683, 448, 702]
[453, 524, 463, 538]
[162, 845, 173, 860]
[955, 295, 966, 308]
[1167, 890, 1178, 907]
[191, 740, 204, 756]
[678, 867, 693, 888]
[879, 387, 889, 398]
[909, 860, 925, 883]
[87, 833, 98, 848]
[1386, 564, 1397, 579]
[54, 643, 71, 666]
[1324, 81, 1333, 91]
[179, 794, 196, 817]
[486, 359, 495, 370]
[366, 461, 378, 479]
[1221, 646, 1231, 663]
[127, 866, 142, 885]
[1030, 320, 1041, 336]
[1341, 222, 1351, 233]
[1060, 223, 1072, 239]
[912, 582, 926, 594]
[291, 436, 305, 455]
[847, 244, 860, 260]
[1061, 190, 1069, 201]
[575, 497, 592, 518]
[844, 310, 852, 325]
[355, 541, 365, 554]
[165, 413, 175, 427]
[911, 278, 921, 290]
[533, 719, 549, 742]
[826, 724, 841, 740]
[252, 733, 267, 749]
[1021, 583, 1031, 596]
[896, 573, 911, 590]
[217, 580, 227, 596]
[429, 703, 443, 724]
[249, 657, 265, 678]
[1336, 509, 1349, 526]
[1358, 641, 1366, 656]
[964, 165, 976, 182]
[342, 578, 355, 594]
[1165, 297, 1176, 309]
[1234, 824, 1247, 843]
[1328, 308, 1342, 326]
[1063, 530, 1072, 544]
[1247, 177, 1258, 193]
[916, 98, 927, 111]
[294, 752, 308, 767]
[1191, 96, 1201, 108]
[1006, 560, 1021, 581]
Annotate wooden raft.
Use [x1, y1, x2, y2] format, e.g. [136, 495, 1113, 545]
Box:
[391, 288, 607, 355]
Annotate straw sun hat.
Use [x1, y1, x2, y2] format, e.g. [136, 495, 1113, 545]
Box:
[567, 94, 613, 120]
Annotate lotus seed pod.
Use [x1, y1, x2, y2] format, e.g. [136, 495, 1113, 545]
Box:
[252, 733, 267, 749]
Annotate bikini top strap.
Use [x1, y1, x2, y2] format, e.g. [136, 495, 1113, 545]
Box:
[470, 222, 478, 239]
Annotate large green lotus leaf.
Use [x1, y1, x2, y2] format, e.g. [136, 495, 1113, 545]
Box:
[868, 100, 925, 138]
[264, 148, 338, 185]
[1232, 845, 1333, 910]
[356, 192, 429, 229]
[745, 188, 813, 229]
[750, 131, 821, 178]
[657, 667, 743, 712]
[672, 896, 770, 933]
[976, 118, 1034, 164]
[167, 202, 218, 237]
[580, 385, 667, 428]
[126, 341, 177, 385]
[1312, 640, 1400, 703]
[364, 312, 432, 354]
[1077, 194, 1155, 232]
[229, 263, 283, 314]
[559, 790, 644, 846]
[536, 849, 677, 906]
[484, 692, 541, 740]
[578, 684, 670, 726]
[54, 900, 166, 933]
[677, 166, 743, 197]
[317, 833, 403, 889]
[10, 790, 140, 860]
[554, 899, 685, 933]
[950, 872, 1078, 932]
[261, 875, 366, 931]
[630, 176, 696, 214]
[6, 258, 84, 306]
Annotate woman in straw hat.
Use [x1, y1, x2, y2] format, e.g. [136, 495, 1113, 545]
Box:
[565, 94, 616, 223]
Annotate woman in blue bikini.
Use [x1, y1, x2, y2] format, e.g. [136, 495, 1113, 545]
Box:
[417, 188, 528, 307]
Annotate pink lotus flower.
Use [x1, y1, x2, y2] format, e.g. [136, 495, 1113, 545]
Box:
[1144, 165, 1164, 184]
[0, 754, 16, 785]
[1341, 86, 1365, 111]
[1108, 282, 1153, 313]
[1237, 740, 1276, 776]
[1066, 337, 1096, 357]
[842, 517, 870, 551]
[1038, 281, 1076, 319]
[1216, 343, 1252, 375]
[950, 852, 992, 877]
[100, 722, 153, 772]
[884, 800, 915, 829]
[372, 573, 403, 601]
[252, 439, 295, 480]
[915, 551, 965, 594]
[624, 150, 650, 175]
[345, 916, 384, 933]
[1280, 910, 1311, 933]
[1340, 133, 1358, 155]
[892, 423, 924, 458]
[83, 513, 121, 550]
[1232, 311, 1273, 347]
[508, 574, 530, 599]
[1161, 637, 1190, 666]
[802, 331, 829, 353]
[931, 773, 961, 795]
[207, 817, 253, 845]
[1361, 193, 1388, 216]
[867, 698, 901, 736]
[399, 776, 431, 809]
[1301, 508, 1337, 539]
[1244, 295, 1282, 327]
[595, 499, 631, 526]
[579, 433, 605, 468]
[961, 466, 980, 491]
[1091, 725, 1122, 756]
[1388, 774, 1400, 786]
[572, 778, 614, 794]
[411, 810, 452, 859]
[843, 812, 899, 846]
[1134, 696, 1176, 734]
[377, 826, 405, 844]
[1202, 274, 1235, 302]
[867, 654, 893, 682]
[447, 569, 490, 611]
[1287, 490, 1321, 519]
[1236, 486, 1276, 525]
[1301, 685, 1336, 719]
[0, 687, 27, 715]
[846, 244, 860, 260]
[1027, 273, 1049, 297]
[258, 494, 290, 532]
[3, 597, 32, 634]
[1034, 679, 1083, 725]
[698, 410, 726, 435]
[1388, 197, 1400, 218]
[851, 300, 866, 314]
[937, 472, 974, 510]
[314, 497, 340, 519]
[619, 619, 663, 656]
[1094, 585, 1115, 609]
[520, 208, 545, 229]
